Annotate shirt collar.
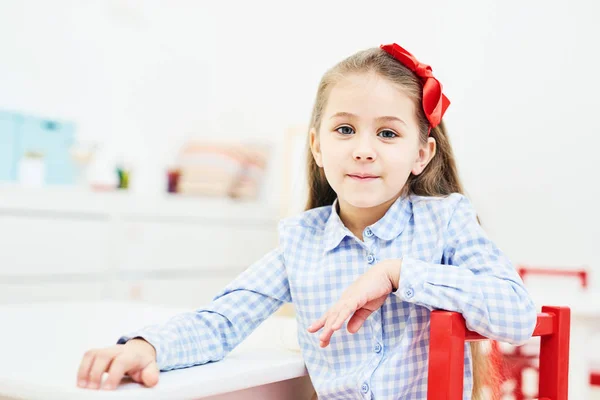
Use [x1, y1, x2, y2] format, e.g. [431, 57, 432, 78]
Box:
[369, 192, 413, 241]
[323, 199, 350, 253]
[322, 193, 413, 253]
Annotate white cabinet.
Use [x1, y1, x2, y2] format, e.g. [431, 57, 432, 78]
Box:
[0, 215, 111, 276]
[119, 220, 277, 272]
[0, 186, 279, 306]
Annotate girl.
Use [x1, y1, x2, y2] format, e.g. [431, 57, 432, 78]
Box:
[76, 43, 537, 399]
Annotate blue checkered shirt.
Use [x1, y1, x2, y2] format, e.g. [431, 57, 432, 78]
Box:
[118, 193, 537, 399]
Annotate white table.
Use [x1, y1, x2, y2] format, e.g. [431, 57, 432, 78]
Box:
[0, 301, 314, 400]
[2, 296, 595, 400]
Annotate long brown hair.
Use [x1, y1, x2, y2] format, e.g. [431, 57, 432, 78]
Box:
[304, 47, 496, 400]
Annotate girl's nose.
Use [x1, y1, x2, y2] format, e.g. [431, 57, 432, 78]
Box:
[353, 141, 377, 162]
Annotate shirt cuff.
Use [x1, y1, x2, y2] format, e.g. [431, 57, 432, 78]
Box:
[393, 256, 431, 305]
[116, 330, 168, 370]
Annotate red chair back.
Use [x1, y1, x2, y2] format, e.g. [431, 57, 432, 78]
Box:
[427, 306, 570, 400]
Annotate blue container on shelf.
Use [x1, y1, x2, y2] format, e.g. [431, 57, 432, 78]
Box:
[0, 111, 19, 181]
[0, 110, 76, 185]
[17, 115, 76, 185]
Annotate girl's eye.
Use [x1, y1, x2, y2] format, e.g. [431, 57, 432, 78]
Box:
[378, 130, 398, 139]
[336, 126, 354, 135]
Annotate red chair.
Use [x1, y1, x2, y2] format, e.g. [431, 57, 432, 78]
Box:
[515, 267, 599, 394]
[427, 306, 570, 400]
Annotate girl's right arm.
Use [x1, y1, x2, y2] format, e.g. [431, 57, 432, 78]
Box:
[77, 247, 291, 390]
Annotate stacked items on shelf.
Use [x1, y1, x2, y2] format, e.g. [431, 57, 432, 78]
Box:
[171, 141, 269, 200]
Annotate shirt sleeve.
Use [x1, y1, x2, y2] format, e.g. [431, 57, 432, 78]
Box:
[116, 247, 291, 371]
[394, 195, 537, 345]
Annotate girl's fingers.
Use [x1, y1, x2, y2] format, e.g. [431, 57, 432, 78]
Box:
[102, 353, 133, 390]
[310, 303, 356, 347]
[76, 344, 157, 391]
[331, 304, 355, 330]
[309, 299, 358, 346]
[140, 362, 160, 387]
[319, 326, 332, 347]
[319, 310, 342, 345]
[307, 312, 328, 333]
[347, 308, 373, 333]
[87, 353, 114, 389]
[129, 370, 143, 383]
[319, 327, 333, 346]
[307, 321, 322, 333]
[77, 350, 96, 388]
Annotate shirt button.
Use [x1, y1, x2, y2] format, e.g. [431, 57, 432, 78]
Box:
[404, 288, 414, 299]
[364, 228, 374, 237]
[367, 254, 375, 264]
[374, 343, 382, 353]
[361, 383, 369, 393]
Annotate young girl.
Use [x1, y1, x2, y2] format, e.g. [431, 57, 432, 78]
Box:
[76, 43, 537, 399]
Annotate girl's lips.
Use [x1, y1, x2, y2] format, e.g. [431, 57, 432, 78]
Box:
[347, 174, 380, 181]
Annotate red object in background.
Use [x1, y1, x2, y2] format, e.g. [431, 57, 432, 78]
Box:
[167, 169, 181, 193]
[497, 340, 538, 400]
[494, 266, 595, 399]
[518, 266, 588, 289]
[427, 307, 571, 400]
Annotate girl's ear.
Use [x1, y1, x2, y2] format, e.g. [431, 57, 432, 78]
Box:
[309, 127, 323, 167]
[411, 137, 436, 175]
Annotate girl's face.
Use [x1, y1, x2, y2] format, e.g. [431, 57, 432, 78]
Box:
[310, 72, 436, 210]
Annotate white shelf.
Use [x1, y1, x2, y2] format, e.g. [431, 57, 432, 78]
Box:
[0, 184, 279, 223]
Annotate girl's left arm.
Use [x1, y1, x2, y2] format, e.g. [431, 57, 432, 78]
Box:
[393, 195, 537, 345]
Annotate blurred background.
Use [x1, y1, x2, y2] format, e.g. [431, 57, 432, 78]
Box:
[0, 0, 598, 397]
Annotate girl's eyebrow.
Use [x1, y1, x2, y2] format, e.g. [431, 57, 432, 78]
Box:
[329, 111, 407, 127]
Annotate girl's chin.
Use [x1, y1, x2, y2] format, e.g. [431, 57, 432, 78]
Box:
[341, 194, 386, 209]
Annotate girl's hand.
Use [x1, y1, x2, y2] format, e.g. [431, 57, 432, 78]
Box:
[307, 259, 401, 347]
[76, 338, 159, 390]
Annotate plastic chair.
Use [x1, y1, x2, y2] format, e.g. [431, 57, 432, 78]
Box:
[427, 306, 570, 400]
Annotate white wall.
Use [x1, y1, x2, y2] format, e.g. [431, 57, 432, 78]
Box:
[0, 0, 598, 284]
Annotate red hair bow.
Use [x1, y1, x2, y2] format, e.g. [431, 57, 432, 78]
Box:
[380, 43, 450, 133]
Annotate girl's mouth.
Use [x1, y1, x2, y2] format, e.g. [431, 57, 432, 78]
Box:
[347, 174, 379, 181]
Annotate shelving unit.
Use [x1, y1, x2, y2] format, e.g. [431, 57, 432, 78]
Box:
[0, 185, 279, 308]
